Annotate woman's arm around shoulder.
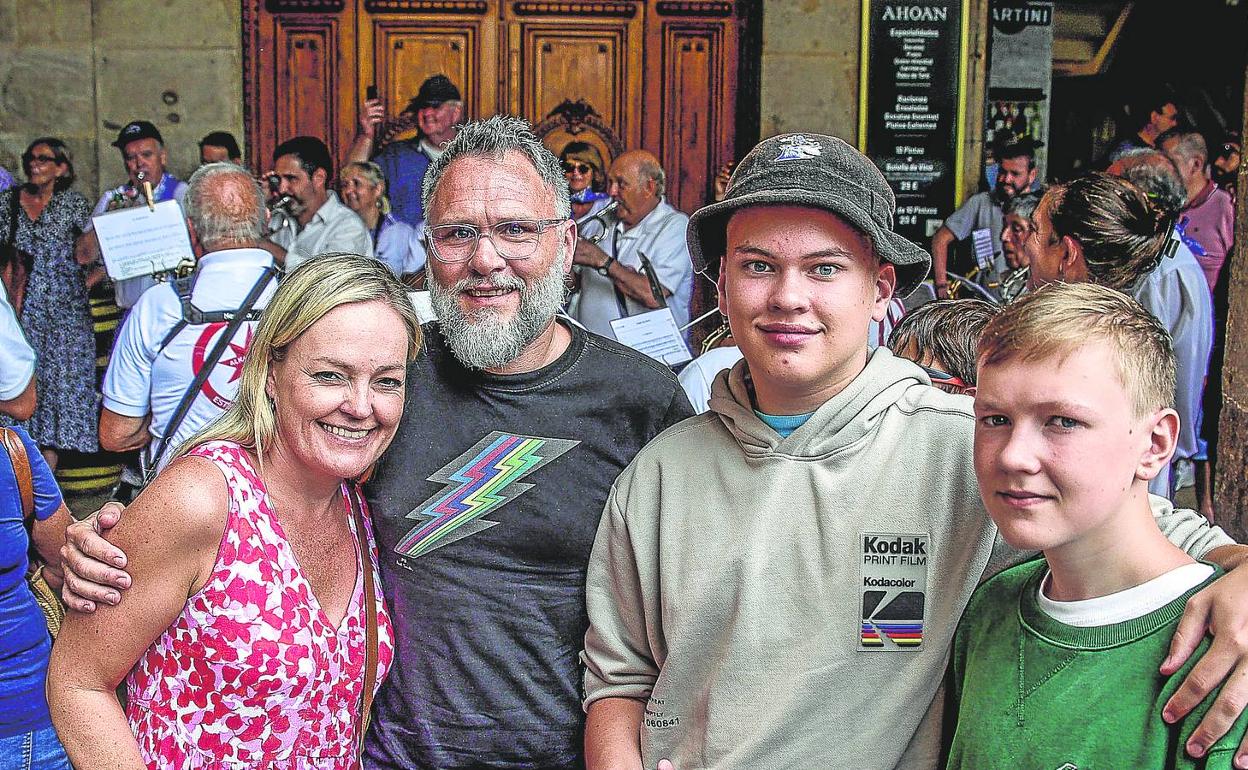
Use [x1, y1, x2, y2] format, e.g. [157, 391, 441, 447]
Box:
[47, 453, 231, 770]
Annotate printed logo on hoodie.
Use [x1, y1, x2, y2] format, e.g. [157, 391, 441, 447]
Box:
[860, 533, 929, 649]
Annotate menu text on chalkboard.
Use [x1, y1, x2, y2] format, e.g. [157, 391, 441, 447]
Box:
[859, 0, 968, 245]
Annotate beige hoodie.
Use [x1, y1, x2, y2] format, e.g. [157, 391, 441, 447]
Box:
[582, 348, 1231, 770]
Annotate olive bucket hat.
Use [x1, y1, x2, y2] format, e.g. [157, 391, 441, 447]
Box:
[687, 133, 931, 296]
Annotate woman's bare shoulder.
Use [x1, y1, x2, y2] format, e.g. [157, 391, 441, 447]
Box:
[117, 453, 232, 553]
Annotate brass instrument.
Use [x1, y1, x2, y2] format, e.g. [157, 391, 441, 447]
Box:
[576, 199, 619, 243]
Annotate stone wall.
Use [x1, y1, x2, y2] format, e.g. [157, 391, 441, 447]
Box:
[760, 0, 863, 143]
[0, 0, 243, 200]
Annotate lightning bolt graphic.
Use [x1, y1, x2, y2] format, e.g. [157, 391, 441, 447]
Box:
[395, 431, 579, 560]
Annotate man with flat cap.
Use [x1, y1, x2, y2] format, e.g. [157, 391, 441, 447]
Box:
[347, 73, 463, 226]
[580, 133, 1248, 769]
[76, 120, 189, 311]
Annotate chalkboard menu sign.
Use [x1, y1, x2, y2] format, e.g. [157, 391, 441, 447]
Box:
[859, 0, 969, 245]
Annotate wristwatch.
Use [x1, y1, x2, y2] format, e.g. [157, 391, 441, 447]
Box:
[597, 256, 616, 277]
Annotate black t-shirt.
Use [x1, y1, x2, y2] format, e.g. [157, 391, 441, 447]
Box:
[364, 320, 693, 770]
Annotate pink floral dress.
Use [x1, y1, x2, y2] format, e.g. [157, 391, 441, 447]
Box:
[125, 441, 394, 769]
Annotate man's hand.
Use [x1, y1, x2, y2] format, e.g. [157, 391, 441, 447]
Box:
[357, 98, 385, 140]
[1161, 558, 1248, 766]
[574, 239, 611, 270]
[60, 502, 131, 613]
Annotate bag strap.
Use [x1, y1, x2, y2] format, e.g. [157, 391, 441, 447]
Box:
[1, 427, 34, 522]
[149, 266, 276, 472]
[350, 487, 380, 758]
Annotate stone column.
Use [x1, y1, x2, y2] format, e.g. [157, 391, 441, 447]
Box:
[1213, 54, 1248, 542]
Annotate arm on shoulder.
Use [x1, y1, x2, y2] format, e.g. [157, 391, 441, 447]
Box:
[47, 454, 229, 768]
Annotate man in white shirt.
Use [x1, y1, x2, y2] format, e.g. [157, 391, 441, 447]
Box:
[0, 292, 35, 419]
[571, 150, 693, 338]
[100, 163, 278, 472]
[76, 120, 190, 310]
[266, 136, 373, 270]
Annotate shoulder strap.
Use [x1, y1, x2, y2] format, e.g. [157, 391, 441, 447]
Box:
[157, 273, 198, 351]
[149, 266, 276, 472]
[1, 428, 34, 522]
[351, 487, 379, 755]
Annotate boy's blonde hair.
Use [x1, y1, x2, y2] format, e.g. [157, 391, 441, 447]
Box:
[977, 282, 1175, 417]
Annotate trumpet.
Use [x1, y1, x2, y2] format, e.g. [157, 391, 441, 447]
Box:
[576, 199, 619, 244]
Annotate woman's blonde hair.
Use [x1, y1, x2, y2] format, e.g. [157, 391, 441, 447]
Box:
[343, 161, 392, 216]
[178, 252, 422, 462]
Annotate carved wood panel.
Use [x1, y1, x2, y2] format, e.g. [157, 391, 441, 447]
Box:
[249, 9, 357, 174]
[503, 4, 643, 150]
[643, 5, 738, 212]
[359, 7, 498, 134]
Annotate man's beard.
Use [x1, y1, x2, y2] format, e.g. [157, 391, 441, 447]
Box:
[429, 250, 568, 371]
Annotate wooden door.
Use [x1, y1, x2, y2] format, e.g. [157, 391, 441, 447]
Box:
[357, 2, 498, 136]
[502, 2, 645, 151]
[643, 2, 741, 213]
[245, 0, 358, 174]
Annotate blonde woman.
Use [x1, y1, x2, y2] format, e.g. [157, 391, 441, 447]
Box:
[48, 254, 421, 769]
[340, 161, 426, 280]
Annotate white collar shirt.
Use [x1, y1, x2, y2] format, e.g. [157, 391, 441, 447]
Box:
[573, 198, 693, 338]
[269, 191, 374, 271]
[102, 247, 277, 471]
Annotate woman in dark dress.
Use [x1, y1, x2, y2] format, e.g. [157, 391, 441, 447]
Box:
[0, 138, 97, 468]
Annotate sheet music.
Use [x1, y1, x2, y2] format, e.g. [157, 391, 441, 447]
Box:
[92, 199, 194, 281]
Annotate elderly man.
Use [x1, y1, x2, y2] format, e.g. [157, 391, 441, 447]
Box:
[98, 163, 277, 474]
[571, 150, 694, 338]
[930, 139, 1037, 298]
[267, 135, 372, 270]
[581, 132, 1248, 769]
[348, 74, 463, 226]
[60, 116, 692, 770]
[1159, 128, 1236, 291]
[77, 120, 189, 310]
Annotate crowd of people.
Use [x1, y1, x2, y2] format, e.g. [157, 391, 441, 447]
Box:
[0, 70, 1243, 770]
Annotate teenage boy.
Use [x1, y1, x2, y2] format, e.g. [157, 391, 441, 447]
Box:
[946, 281, 1248, 768]
[581, 133, 1248, 770]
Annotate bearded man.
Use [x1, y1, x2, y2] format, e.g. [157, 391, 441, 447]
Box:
[59, 116, 693, 770]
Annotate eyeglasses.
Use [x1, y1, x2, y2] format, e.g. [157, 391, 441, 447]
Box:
[28, 155, 59, 165]
[424, 219, 567, 263]
[562, 162, 592, 175]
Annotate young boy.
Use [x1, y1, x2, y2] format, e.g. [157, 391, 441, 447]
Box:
[888, 298, 999, 395]
[945, 281, 1248, 768]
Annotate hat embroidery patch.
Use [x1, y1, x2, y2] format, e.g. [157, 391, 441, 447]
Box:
[774, 134, 822, 162]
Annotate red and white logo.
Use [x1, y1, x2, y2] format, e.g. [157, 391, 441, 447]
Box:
[191, 323, 253, 410]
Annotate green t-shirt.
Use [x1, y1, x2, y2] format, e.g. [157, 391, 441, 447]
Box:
[945, 559, 1247, 769]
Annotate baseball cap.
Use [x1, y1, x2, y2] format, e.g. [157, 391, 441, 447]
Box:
[112, 120, 164, 148]
[406, 75, 462, 113]
[687, 132, 932, 296]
